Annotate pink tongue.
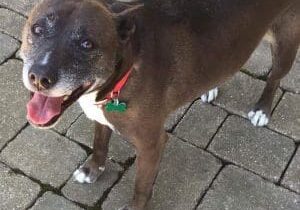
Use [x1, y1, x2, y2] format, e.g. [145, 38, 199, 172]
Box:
[27, 92, 64, 125]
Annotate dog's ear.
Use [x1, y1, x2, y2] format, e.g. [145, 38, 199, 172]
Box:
[114, 4, 143, 44]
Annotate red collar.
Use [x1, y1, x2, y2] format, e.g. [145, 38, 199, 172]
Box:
[106, 68, 132, 101]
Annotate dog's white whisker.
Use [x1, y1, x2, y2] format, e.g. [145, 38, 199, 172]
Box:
[22, 60, 34, 90]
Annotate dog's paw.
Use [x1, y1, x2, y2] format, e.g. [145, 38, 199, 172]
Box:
[201, 88, 218, 103]
[248, 110, 269, 127]
[73, 164, 105, 184]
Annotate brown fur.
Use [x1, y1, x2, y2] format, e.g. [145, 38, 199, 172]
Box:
[21, 1, 300, 209]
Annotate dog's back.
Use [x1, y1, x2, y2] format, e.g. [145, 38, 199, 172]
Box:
[132, 0, 300, 111]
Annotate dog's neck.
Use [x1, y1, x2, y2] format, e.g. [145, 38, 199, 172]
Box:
[94, 2, 143, 101]
[94, 37, 138, 102]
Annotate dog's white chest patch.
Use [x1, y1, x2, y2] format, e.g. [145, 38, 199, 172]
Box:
[78, 92, 115, 130]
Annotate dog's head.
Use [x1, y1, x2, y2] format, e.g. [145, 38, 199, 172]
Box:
[20, 0, 142, 128]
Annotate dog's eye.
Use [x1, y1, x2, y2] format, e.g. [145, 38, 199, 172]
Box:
[32, 24, 43, 36]
[81, 40, 94, 50]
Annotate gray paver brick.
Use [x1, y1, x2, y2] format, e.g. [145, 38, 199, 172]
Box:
[164, 103, 190, 131]
[30, 192, 83, 210]
[16, 49, 22, 59]
[103, 136, 222, 210]
[208, 115, 295, 182]
[53, 103, 82, 135]
[269, 92, 300, 141]
[281, 51, 300, 94]
[198, 165, 300, 210]
[174, 100, 227, 148]
[0, 60, 27, 149]
[102, 166, 135, 210]
[67, 114, 135, 163]
[0, 126, 87, 188]
[107, 133, 135, 163]
[0, 0, 41, 16]
[62, 160, 122, 206]
[0, 8, 26, 40]
[66, 114, 97, 148]
[214, 72, 282, 118]
[282, 147, 300, 194]
[0, 33, 19, 63]
[243, 39, 272, 76]
[0, 163, 40, 210]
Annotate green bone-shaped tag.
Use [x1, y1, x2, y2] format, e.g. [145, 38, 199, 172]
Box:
[105, 100, 127, 113]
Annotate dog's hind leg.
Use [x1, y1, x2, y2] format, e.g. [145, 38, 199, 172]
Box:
[73, 122, 112, 183]
[248, 6, 300, 126]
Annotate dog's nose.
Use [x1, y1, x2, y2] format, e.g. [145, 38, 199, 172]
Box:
[28, 72, 53, 90]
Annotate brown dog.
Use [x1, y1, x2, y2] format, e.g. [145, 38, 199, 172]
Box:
[20, 0, 300, 209]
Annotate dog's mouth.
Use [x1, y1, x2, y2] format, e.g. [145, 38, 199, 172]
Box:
[26, 83, 92, 128]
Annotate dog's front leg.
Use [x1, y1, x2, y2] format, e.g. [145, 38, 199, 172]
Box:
[122, 132, 168, 210]
[73, 122, 112, 183]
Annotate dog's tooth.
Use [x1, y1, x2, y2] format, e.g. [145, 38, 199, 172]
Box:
[63, 96, 69, 101]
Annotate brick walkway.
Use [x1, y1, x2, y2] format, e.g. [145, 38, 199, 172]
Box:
[0, 1, 300, 209]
